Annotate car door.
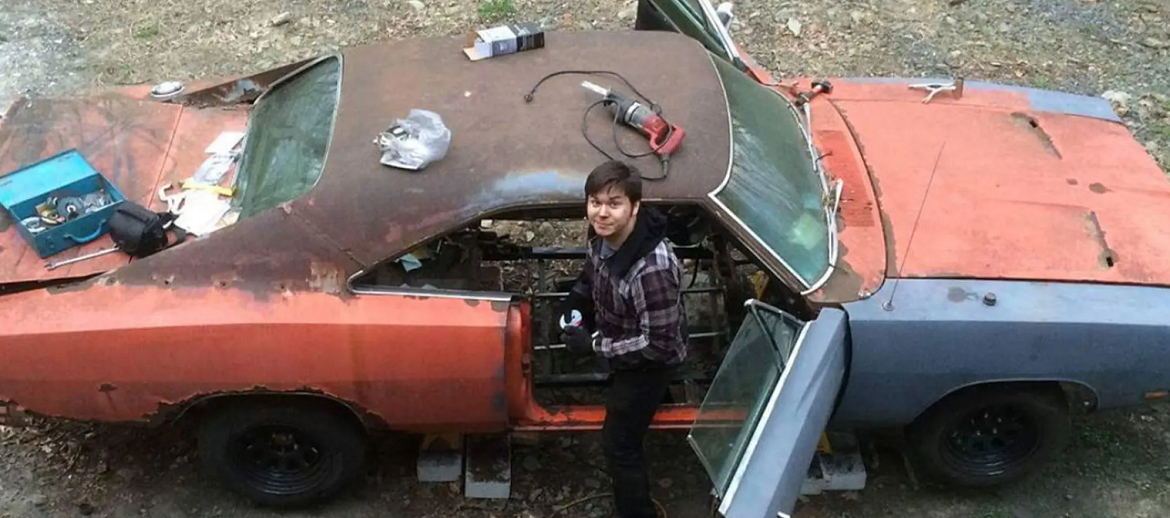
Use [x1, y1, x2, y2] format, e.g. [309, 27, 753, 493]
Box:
[642, 0, 743, 68]
[687, 301, 848, 518]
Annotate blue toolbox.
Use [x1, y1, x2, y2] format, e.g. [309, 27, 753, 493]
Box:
[0, 149, 127, 258]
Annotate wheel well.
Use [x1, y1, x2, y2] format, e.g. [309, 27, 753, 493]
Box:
[169, 393, 374, 434]
[912, 380, 1099, 426]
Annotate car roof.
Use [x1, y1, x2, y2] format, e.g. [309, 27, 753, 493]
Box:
[295, 29, 733, 268]
[103, 29, 734, 294]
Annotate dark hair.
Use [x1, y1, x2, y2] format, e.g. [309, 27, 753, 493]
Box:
[584, 160, 642, 204]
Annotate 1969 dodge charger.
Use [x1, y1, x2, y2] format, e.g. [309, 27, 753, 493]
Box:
[1, 0, 1169, 516]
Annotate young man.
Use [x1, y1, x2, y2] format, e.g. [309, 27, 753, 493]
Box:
[559, 160, 688, 518]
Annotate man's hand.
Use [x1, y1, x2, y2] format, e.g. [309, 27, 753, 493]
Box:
[561, 325, 597, 355]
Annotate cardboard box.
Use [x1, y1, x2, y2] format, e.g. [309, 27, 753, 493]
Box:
[463, 23, 545, 61]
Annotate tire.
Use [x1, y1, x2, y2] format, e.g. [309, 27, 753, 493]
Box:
[634, 0, 673, 31]
[905, 384, 1070, 488]
[197, 400, 369, 508]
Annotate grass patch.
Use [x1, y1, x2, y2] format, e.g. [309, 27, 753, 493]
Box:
[1030, 74, 1054, 90]
[133, 22, 159, 39]
[478, 0, 516, 23]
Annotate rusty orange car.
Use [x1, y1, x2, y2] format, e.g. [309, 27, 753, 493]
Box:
[3, 1, 1170, 516]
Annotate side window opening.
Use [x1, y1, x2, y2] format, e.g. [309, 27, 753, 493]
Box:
[349, 204, 806, 409]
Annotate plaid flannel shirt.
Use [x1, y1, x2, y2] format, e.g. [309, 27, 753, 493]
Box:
[570, 237, 688, 370]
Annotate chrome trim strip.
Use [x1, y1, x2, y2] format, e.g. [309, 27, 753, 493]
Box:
[719, 322, 812, 515]
[696, 0, 743, 64]
[350, 285, 514, 302]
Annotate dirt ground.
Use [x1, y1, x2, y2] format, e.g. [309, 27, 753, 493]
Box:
[1, 0, 1169, 517]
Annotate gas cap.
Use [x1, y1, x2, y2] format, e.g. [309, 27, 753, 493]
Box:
[150, 81, 184, 100]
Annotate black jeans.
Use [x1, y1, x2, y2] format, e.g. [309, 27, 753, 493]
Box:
[603, 365, 677, 518]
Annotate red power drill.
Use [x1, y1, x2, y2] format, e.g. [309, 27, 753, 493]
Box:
[582, 80, 686, 178]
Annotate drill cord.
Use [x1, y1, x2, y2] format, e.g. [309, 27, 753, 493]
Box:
[533, 69, 672, 182]
[524, 69, 662, 114]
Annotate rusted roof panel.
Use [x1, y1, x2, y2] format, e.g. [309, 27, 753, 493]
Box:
[295, 30, 731, 267]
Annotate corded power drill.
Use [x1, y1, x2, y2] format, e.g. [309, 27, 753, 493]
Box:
[581, 80, 686, 178]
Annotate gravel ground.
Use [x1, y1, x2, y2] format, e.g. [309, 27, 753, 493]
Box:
[1, 0, 1169, 517]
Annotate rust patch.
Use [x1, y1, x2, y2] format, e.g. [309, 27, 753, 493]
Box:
[1086, 211, 1117, 268]
[810, 243, 865, 303]
[947, 287, 977, 302]
[308, 261, 343, 294]
[490, 300, 511, 312]
[1067, 178, 1079, 186]
[465, 299, 481, 307]
[1011, 112, 1062, 158]
[1089, 182, 1111, 194]
[98, 383, 117, 392]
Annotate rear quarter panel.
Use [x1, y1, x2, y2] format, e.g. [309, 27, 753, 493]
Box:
[833, 278, 1170, 428]
[0, 283, 513, 433]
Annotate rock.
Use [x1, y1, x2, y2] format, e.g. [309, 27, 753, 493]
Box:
[529, 488, 544, 501]
[1146, 141, 1160, 153]
[407, 0, 425, 11]
[850, 11, 865, 23]
[657, 478, 673, 489]
[945, 16, 956, 25]
[859, 43, 874, 52]
[577, 21, 593, 30]
[96, 461, 109, 474]
[31, 494, 47, 507]
[786, 18, 802, 37]
[1102, 90, 1132, 114]
[271, 12, 292, 26]
[298, 17, 311, 26]
[585, 477, 602, 489]
[998, 22, 1010, 33]
[522, 455, 541, 471]
[1141, 37, 1169, 49]
[524, 231, 535, 242]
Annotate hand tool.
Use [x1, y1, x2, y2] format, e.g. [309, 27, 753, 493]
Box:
[45, 247, 120, 270]
[793, 79, 833, 107]
[581, 80, 686, 179]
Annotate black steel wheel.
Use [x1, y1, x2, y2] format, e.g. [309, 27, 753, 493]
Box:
[907, 385, 1070, 487]
[198, 400, 368, 508]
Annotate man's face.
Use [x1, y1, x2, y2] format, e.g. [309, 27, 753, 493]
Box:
[587, 185, 639, 238]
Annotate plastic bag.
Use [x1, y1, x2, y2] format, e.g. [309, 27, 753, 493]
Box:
[376, 109, 452, 170]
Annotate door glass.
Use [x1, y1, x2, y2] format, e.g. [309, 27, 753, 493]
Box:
[687, 301, 803, 495]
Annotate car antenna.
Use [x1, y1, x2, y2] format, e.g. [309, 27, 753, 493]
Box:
[883, 141, 946, 311]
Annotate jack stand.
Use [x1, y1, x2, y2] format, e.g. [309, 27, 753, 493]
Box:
[464, 433, 512, 499]
[417, 433, 464, 482]
[801, 432, 868, 495]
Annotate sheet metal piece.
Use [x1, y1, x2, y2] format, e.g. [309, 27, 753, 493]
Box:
[829, 94, 1170, 286]
[835, 278, 1170, 428]
[0, 283, 512, 430]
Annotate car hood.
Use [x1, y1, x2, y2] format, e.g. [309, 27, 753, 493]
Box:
[828, 79, 1170, 286]
[0, 93, 249, 285]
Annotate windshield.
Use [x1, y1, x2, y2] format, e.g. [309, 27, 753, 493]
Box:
[708, 57, 829, 287]
[233, 56, 342, 219]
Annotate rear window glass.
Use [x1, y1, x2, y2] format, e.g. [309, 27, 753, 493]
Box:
[234, 57, 342, 219]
